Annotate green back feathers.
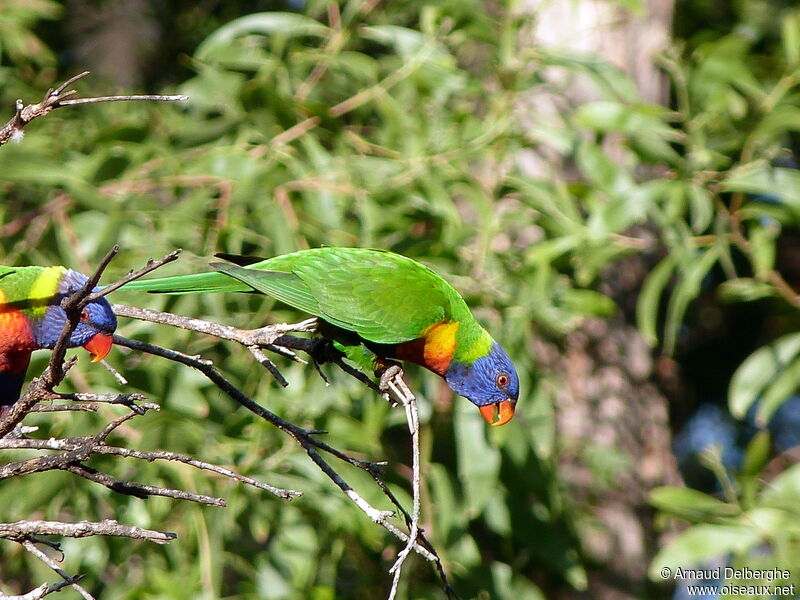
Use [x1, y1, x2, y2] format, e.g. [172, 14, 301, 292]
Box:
[125, 247, 487, 347]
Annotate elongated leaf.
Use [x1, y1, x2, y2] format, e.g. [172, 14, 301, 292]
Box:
[663, 246, 722, 354]
[760, 463, 800, 509]
[782, 10, 800, 65]
[361, 25, 449, 60]
[649, 486, 739, 521]
[729, 332, 800, 419]
[723, 164, 800, 218]
[718, 278, 776, 302]
[687, 185, 713, 233]
[649, 524, 762, 579]
[637, 255, 677, 346]
[757, 356, 800, 425]
[196, 12, 328, 60]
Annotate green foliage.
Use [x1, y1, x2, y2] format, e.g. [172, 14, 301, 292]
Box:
[3, 0, 800, 599]
[649, 453, 800, 594]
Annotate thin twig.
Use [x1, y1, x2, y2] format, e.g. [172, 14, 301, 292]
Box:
[0, 71, 187, 147]
[387, 374, 421, 600]
[22, 540, 94, 600]
[247, 346, 289, 387]
[99, 359, 128, 385]
[0, 577, 81, 600]
[88, 249, 181, 302]
[65, 463, 227, 506]
[0, 438, 300, 500]
[58, 95, 188, 106]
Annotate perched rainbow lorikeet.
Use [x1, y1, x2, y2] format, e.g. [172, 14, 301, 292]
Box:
[0, 266, 117, 406]
[124, 248, 519, 425]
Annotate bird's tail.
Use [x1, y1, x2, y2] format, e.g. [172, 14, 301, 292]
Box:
[121, 271, 253, 294]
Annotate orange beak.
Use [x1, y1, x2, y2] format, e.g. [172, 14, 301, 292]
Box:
[83, 332, 113, 362]
[479, 400, 515, 426]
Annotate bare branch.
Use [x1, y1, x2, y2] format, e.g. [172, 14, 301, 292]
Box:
[65, 463, 227, 506]
[28, 404, 98, 413]
[0, 577, 81, 600]
[0, 519, 176, 544]
[0, 438, 300, 500]
[58, 94, 189, 106]
[0, 358, 76, 438]
[0, 71, 187, 147]
[22, 540, 94, 600]
[248, 346, 289, 387]
[388, 375, 421, 600]
[112, 303, 316, 356]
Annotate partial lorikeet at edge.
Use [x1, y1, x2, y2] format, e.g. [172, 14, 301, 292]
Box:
[123, 247, 520, 425]
[0, 266, 117, 406]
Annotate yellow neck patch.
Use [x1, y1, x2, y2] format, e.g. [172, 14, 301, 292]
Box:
[28, 267, 66, 317]
[421, 321, 459, 376]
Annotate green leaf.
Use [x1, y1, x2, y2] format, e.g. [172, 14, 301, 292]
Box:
[576, 140, 621, 192]
[663, 246, 722, 355]
[760, 463, 800, 510]
[740, 430, 771, 477]
[574, 101, 630, 130]
[560, 288, 617, 318]
[687, 185, 714, 233]
[723, 164, 800, 218]
[749, 221, 779, 278]
[782, 10, 800, 65]
[650, 524, 762, 579]
[361, 25, 448, 60]
[729, 332, 800, 420]
[196, 12, 328, 60]
[637, 255, 677, 346]
[649, 486, 739, 521]
[753, 105, 800, 144]
[718, 278, 776, 302]
[757, 354, 800, 425]
[540, 49, 640, 102]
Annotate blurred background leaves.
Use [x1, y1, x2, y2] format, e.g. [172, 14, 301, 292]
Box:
[2, 1, 800, 599]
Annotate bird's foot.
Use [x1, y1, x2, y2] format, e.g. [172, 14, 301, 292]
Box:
[377, 363, 403, 396]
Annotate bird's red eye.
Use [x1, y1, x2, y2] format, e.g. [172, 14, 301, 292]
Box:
[496, 373, 509, 387]
[80, 309, 89, 321]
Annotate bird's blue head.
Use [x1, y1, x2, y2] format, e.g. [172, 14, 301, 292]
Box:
[444, 341, 519, 426]
[32, 270, 117, 361]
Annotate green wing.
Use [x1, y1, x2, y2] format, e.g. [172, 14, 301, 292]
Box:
[213, 248, 468, 344]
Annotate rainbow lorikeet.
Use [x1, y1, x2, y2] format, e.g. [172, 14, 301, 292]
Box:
[124, 248, 519, 425]
[0, 266, 117, 406]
